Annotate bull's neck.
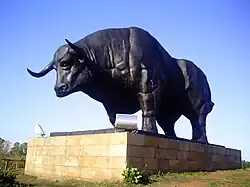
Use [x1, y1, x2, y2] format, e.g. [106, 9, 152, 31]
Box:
[81, 44, 97, 64]
[80, 71, 123, 104]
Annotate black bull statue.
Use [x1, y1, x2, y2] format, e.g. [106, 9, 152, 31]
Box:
[27, 26, 214, 143]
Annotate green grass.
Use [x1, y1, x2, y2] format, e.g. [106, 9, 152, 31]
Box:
[15, 169, 250, 187]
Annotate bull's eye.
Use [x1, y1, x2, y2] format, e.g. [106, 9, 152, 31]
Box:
[60, 61, 71, 69]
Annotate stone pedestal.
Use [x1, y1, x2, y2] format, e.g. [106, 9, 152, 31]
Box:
[25, 129, 242, 180]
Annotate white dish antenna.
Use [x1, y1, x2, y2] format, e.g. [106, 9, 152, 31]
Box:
[34, 124, 46, 137]
[114, 114, 138, 131]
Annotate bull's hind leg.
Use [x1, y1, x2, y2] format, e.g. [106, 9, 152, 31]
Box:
[196, 101, 214, 143]
[182, 99, 214, 144]
[182, 100, 205, 143]
[156, 112, 181, 139]
[186, 115, 205, 143]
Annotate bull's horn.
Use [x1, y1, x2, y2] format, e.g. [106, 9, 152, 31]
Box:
[65, 39, 85, 59]
[27, 60, 54, 78]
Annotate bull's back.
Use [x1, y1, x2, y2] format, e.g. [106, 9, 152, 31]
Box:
[76, 27, 175, 77]
[76, 27, 184, 92]
[76, 26, 173, 67]
[77, 27, 131, 48]
[176, 59, 213, 109]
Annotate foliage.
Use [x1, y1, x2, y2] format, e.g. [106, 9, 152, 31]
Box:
[0, 169, 18, 186]
[0, 137, 27, 158]
[0, 137, 27, 171]
[9, 142, 27, 158]
[242, 160, 250, 169]
[0, 169, 32, 187]
[0, 138, 11, 157]
[122, 167, 143, 184]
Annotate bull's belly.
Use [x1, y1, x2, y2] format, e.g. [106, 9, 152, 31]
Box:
[114, 102, 140, 114]
[107, 92, 140, 114]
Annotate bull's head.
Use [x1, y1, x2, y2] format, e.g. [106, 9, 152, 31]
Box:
[27, 39, 99, 98]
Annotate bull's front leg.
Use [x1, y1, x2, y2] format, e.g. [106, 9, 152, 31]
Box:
[103, 104, 116, 127]
[137, 69, 160, 134]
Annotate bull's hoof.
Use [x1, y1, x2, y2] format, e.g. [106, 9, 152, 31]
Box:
[193, 133, 208, 144]
[195, 139, 208, 144]
[141, 116, 158, 134]
[166, 135, 178, 140]
[141, 126, 158, 134]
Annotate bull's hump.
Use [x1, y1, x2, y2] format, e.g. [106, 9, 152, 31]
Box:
[78, 27, 149, 46]
[81, 27, 131, 47]
[75, 26, 152, 70]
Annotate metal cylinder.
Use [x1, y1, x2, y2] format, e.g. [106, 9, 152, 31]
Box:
[114, 114, 138, 130]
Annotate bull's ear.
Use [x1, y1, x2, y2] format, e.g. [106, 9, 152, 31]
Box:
[65, 39, 86, 60]
[65, 39, 100, 72]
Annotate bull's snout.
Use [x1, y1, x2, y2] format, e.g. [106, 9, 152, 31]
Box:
[54, 83, 68, 93]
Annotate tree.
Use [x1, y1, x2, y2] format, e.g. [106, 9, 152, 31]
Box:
[9, 142, 27, 157]
[0, 138, 11, 156]
[0, 137, 27, 158]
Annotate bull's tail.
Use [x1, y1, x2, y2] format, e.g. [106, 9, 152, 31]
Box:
[200, 101, 215, 115]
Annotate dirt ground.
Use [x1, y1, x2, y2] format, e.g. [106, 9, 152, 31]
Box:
[153, 169, 250, 187]
[18, 169, 250, 187]
[155, 180, 207, 187]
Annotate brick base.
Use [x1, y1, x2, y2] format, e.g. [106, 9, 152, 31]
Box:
[25, 131, 242, 180]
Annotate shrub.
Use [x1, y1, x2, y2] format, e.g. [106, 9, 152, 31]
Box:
[0, 169, 31, 187]
[242, 160, 250, 169]
[122, 167, 143, 184]
[0, 169, 18, 187]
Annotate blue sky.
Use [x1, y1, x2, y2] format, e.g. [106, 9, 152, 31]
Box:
[1, 1, 250, 160]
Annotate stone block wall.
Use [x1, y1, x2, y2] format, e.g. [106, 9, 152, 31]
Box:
[25, 133, 128, 180]
[125, 133, 241, 173]
[25, 131, 242, 180]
